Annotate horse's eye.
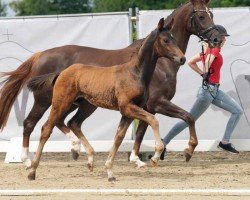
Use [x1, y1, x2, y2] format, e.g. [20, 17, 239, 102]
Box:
[199, 15, 205, 20]
[164, 39, 169, 43]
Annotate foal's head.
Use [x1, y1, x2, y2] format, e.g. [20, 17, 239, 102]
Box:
[154, 18, 186, 65]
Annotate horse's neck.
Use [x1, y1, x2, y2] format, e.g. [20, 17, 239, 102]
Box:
[165, 9, 191, 73]
[169, 2, 192, 53]
[172, 18, 191, 54]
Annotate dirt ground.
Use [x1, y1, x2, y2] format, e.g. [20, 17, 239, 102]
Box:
[0, 151, 249, 200]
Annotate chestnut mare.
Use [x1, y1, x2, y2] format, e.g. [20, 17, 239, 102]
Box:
[27, 18, 185, 181]
[0, 0, 220, 167]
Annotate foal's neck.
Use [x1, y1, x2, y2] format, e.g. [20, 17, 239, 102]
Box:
[137, 31, 159, 87]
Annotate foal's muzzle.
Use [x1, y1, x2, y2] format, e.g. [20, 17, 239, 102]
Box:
[180, 57, 186, 65]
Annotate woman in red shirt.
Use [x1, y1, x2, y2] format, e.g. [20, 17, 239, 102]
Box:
[163, 25, 243, 154]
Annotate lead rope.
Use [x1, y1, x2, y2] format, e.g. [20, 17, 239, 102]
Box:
[201, 42, 216, 98]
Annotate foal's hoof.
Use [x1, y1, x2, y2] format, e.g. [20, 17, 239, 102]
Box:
[87, 163, 94, 172]
[28, 171, 36, 181]
[71, 149, 80, 161]
[184, 148, 193, 162]
[108, 177, 116, 182]
[137, 162, 147, 169]
[150, 158, 158, 167]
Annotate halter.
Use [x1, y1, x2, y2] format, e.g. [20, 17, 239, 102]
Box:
[190, 7, 217, 42]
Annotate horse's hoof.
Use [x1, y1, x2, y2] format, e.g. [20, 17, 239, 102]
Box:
[71, 149, 80, 161]
[28, 171, 36, 181]
[24, 159, 32, 169]
[87, 163, 94, 172]
[150, 158, 158, 167]
[108, 177, 116, 182]
[184, 149, 192, 162]
[137, 162, 147, 169]
[148, 154, 152, 160]
[160, 148, 166, 160]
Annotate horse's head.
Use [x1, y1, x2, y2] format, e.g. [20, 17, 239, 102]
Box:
[185, 0, 222, 47]
[154, 18, 186, 65]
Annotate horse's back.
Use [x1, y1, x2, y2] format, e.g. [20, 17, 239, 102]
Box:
[32, 43, 139, 77]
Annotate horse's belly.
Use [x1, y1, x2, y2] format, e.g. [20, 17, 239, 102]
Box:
[81, 92, 119, 111]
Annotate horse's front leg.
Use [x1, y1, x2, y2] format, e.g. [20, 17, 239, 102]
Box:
[147, 97, 198, 162]
[130, 120, 149, 168]
[123, 104, 164, 166]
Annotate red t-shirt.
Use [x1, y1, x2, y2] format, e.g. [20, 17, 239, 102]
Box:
[200, 47, 223, 84]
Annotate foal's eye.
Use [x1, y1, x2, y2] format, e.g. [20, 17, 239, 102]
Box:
[199, 15, 205, 20]
[164, 39, 170, 43]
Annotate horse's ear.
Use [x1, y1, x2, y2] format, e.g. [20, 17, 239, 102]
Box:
[189, 0, 196, 5]
[157, 18, 165, 32]
[190, 0, 210, 4]
[165, 17, 174, 30]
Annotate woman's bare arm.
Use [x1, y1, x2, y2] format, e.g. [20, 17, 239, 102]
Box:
[188, 53, 203, 75]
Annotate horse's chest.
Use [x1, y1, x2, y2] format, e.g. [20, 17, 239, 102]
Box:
[149, 73, 177, 100]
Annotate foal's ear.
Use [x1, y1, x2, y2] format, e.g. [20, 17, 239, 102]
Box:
[165, 18, 174, 30]
[157, 18, 165, 32]
[203, 0, 211, 4]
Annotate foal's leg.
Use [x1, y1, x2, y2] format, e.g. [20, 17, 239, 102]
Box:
[122, 104, 164, 166]
[67, 103, 97, 171]
[134, 98, 198, 162]
[55, 104, 82, 160]
[21, 93, 51, 167]
[129, 120, 149, 168]
[105, 116, 133, 182]
[27, 91, 77, 180]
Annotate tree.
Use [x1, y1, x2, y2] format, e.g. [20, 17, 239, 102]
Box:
[0, 0, 6, 16]
[10, 0, 91, 16]
[93, 0, 176, 12]
[93, 0, 250, 12]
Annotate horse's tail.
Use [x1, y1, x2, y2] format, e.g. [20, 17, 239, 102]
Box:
[27, 72, 60, 92]
[0, 52, 42, 130]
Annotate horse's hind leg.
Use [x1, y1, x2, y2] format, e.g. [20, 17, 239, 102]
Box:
[67, 102, 97, 171]
[21, 93, 51, 167]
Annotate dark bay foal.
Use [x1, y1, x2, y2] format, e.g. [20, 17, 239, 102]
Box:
[27, 18, 185, 181]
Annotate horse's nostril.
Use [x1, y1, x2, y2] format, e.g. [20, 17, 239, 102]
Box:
[180, 57, 186, 65]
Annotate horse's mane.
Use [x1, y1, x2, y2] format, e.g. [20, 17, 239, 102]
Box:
[165, 1, 190, 25]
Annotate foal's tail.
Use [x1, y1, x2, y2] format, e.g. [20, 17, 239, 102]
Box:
[27, 72, 60, 92]
[0, 53, 42, 130]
